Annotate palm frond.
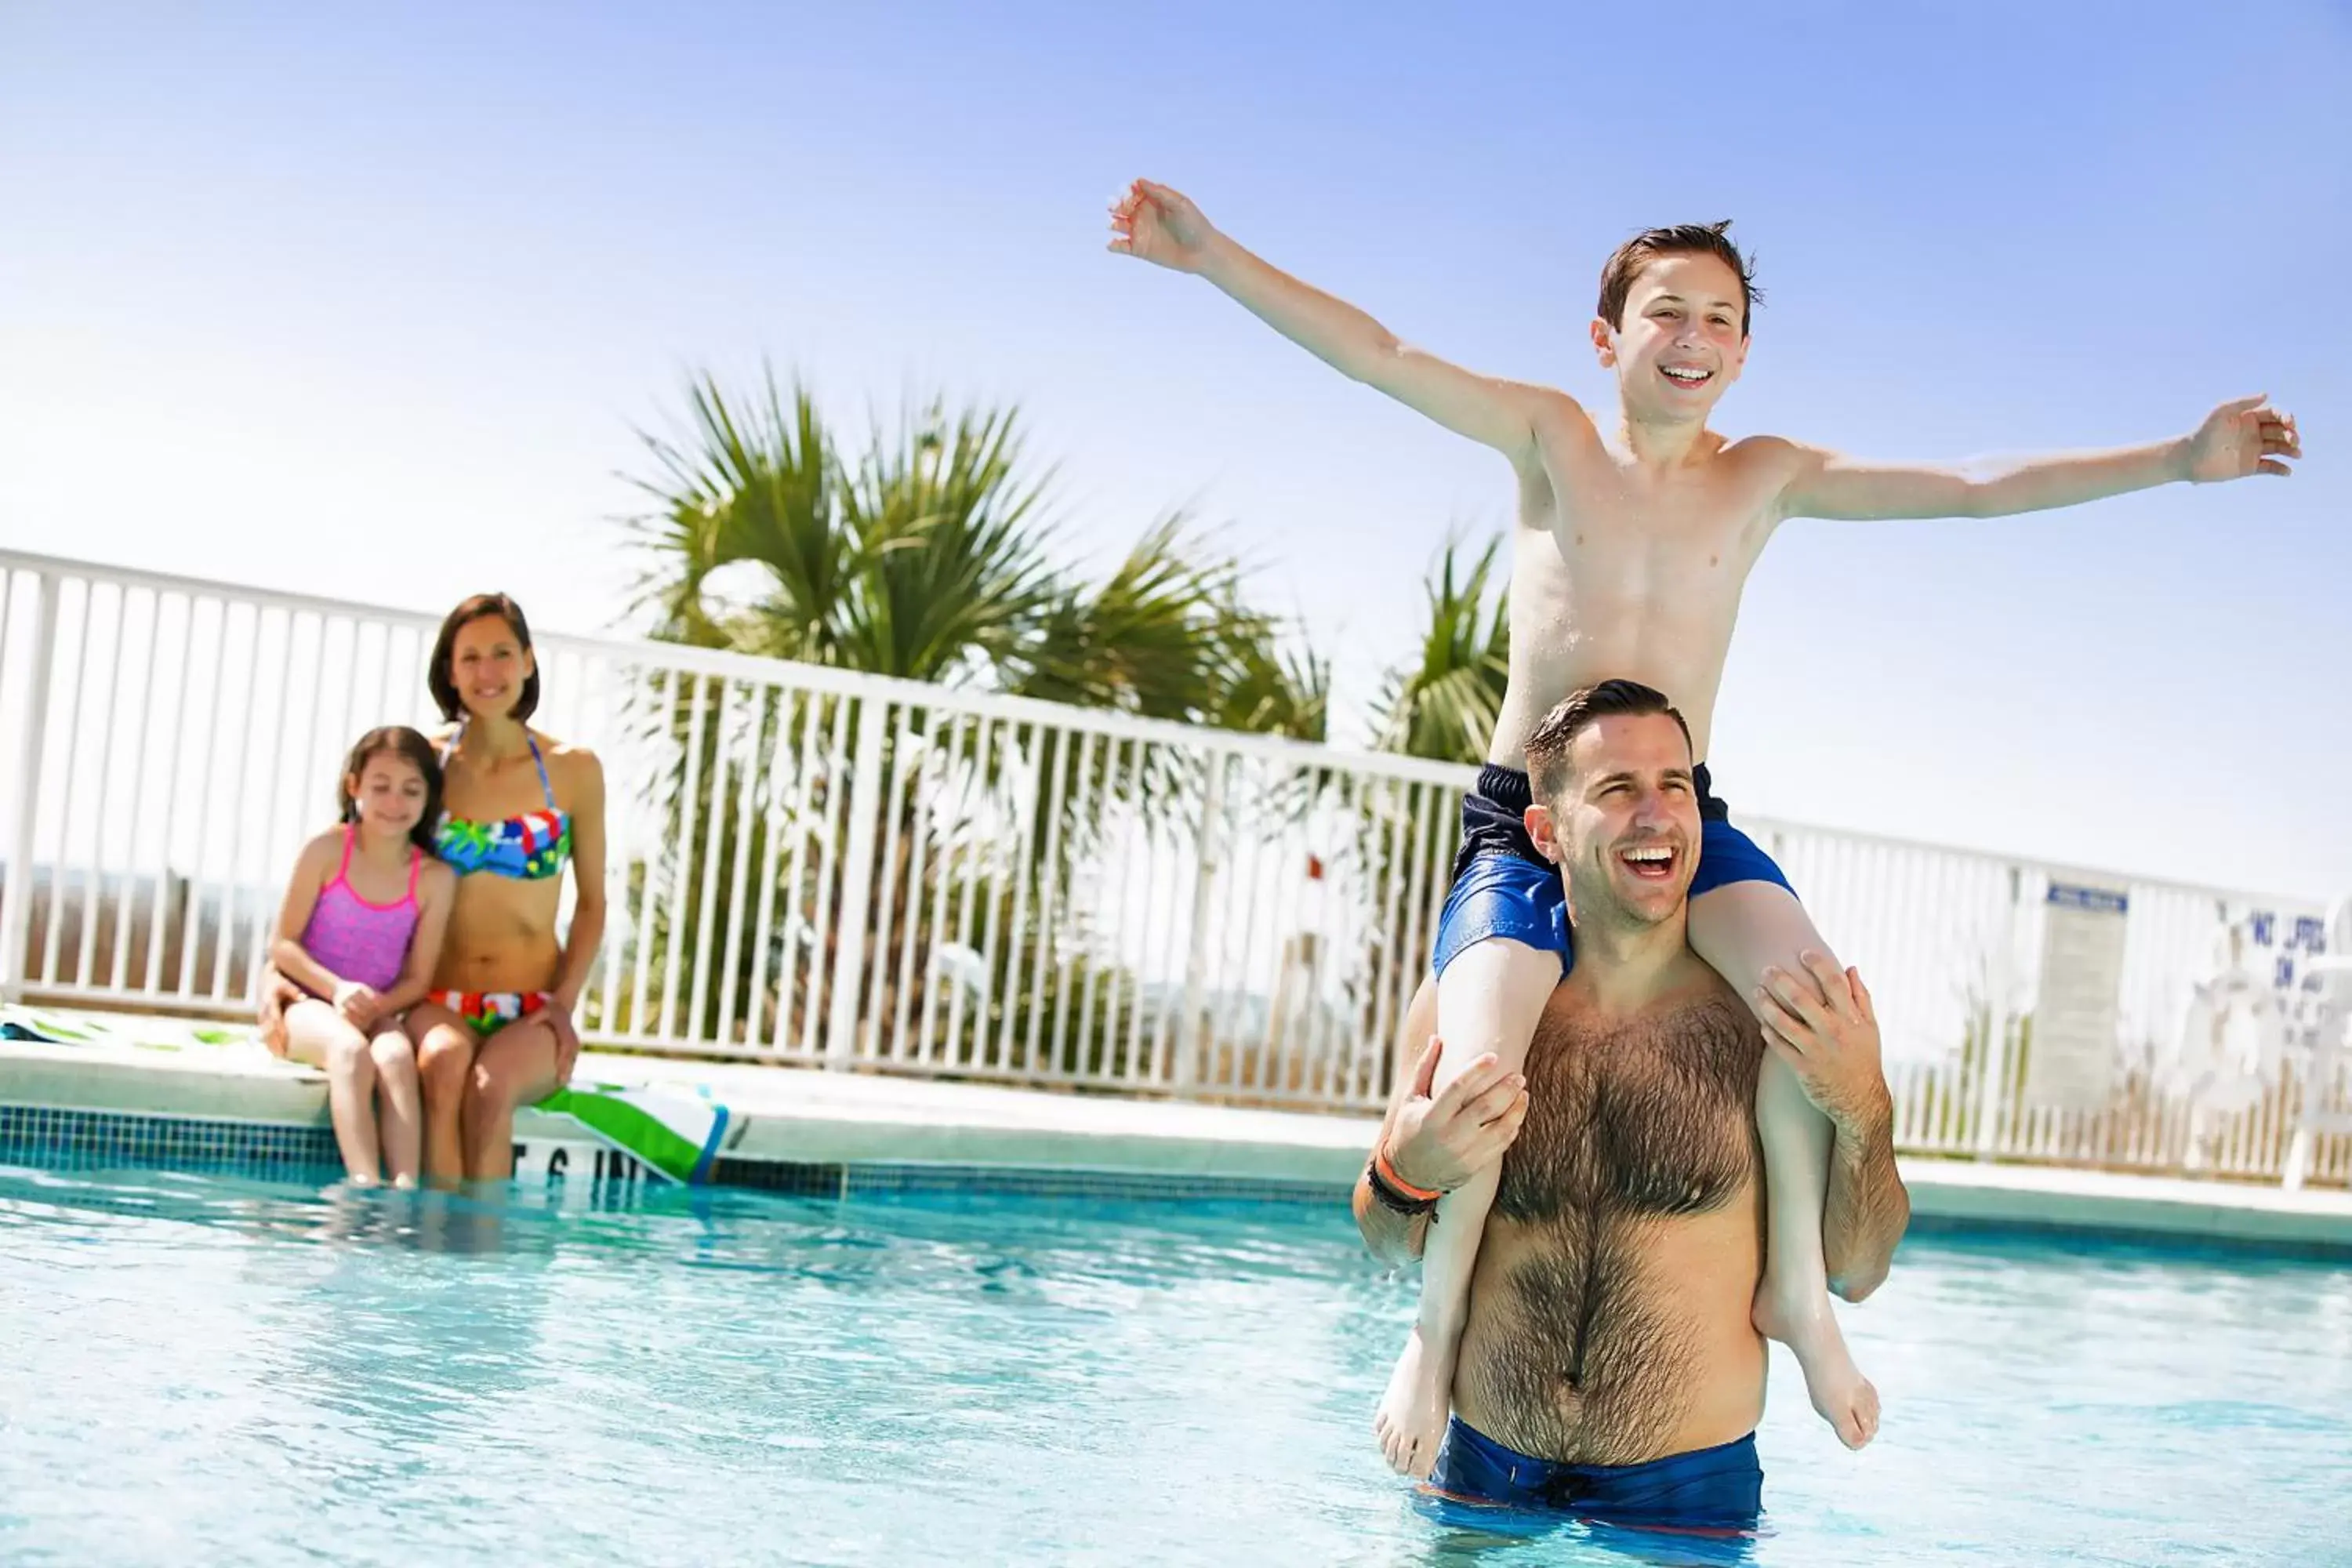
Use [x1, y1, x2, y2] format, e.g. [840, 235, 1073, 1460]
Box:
[1371, 531, 1511, 764]
[835, 398, 1059, 682]
[625, 366, 840, 662]
[615, 369, 1336, 1069]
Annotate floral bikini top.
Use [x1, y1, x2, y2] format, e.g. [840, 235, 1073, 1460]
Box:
[433, 728, 573, 881]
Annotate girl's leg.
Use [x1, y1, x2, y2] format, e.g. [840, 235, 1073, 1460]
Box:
[368, 1026, 424, 1188]
[1689, 880, 1878, 1450]
[284, 1000, 381, 1183]
[406, 1001, 478, 1189]
[1374, 938, 1559, 1479]
[460, 1007, 564, 1181]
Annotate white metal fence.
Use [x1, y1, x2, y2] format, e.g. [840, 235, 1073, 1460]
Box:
[1, 550, 2343, 1187]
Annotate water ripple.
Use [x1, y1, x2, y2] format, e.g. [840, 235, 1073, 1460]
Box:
[2, 1163, 2347, 1565]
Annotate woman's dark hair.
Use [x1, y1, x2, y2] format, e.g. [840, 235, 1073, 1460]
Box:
[428, 592, 539, 722]
[338, 726, 445, 851]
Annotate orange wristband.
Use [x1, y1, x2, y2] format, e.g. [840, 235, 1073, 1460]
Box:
[1373, 1144, 1443, 1204]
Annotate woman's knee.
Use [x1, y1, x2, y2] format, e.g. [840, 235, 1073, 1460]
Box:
[466, 1056, 521, 1116]
[466, 1020, 561, 1120]
[416, 1028, 475, 1099]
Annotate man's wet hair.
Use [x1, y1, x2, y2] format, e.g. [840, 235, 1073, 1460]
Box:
[1524, 681, 1693, 803]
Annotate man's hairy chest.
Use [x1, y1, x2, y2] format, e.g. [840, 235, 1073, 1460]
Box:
[1459, 991, 1764, 1463]
[1496, 992, 1760, 1226]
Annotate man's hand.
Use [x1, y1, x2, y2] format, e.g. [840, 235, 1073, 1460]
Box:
[1751, 954, 1891, 1137]
[1763, 958, 1914, 1304]
[2185, 395, 2300, 482]
[1385, 1036, 1529, 1195]
[1107, 179, 1220, 274]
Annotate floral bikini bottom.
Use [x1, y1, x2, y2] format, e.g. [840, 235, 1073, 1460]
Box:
[426, 989, 550, 1038]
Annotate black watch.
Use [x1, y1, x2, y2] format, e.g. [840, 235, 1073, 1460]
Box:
[1366, 1154, 1440, 1217]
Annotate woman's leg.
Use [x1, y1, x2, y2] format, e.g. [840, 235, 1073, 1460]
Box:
[461, 1007, 564, 1181]
[284, 999, 381, 1182]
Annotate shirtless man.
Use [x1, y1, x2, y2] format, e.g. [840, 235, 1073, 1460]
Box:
[1107, 178, 2301, 1468]
[1352, 681, 1908, 1531]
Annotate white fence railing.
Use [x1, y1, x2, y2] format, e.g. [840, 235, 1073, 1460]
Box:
[0, 550, 2343, 1188]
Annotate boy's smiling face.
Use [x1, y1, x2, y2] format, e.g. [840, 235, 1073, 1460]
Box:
[1592, 251, 1751, 423]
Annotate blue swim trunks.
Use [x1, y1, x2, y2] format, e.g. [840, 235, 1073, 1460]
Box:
[1423, 1416, 1763, 1535]
[1428, 763, 1793, 978]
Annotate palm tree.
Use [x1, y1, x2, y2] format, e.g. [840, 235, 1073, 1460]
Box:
[631, 369, 1321, 717]
[1014, 515, 1323, 735]
[1369, 532, 1512, 765]
[614, 368, 1325, 1060]
[627, 372, 1056, 678]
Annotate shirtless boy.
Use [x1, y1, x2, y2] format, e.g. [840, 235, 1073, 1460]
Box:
[1106, 178, 2301, 1473]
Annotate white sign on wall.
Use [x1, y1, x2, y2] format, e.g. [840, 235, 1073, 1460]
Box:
[2024, 880, 2131, 1113]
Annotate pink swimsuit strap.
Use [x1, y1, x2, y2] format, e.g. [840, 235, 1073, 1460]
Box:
[327, 826, 422, 912]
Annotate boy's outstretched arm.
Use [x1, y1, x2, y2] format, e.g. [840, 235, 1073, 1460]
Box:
[1774, 396, 2302, 521]
[1108, 178, 1574, 463]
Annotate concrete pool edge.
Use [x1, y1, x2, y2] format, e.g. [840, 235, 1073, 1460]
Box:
[6, 1033, 2352, 1254]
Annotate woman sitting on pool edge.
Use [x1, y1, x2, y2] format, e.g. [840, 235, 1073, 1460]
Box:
[258, 592, 608, 1185]
[401, 591, 608, 1185]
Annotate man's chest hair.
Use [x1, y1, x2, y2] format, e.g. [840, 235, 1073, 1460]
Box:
[1495, 992, 1761, 1225]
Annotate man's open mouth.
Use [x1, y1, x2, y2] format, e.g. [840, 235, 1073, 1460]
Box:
[1660, 364, 1714, 389]
[1617, 844, 1678, 880]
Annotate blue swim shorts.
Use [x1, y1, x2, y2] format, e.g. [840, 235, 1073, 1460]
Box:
[1423, 1416, 1763, 1535]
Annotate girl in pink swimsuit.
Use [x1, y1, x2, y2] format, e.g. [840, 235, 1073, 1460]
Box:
[267, 727, 459, 1185]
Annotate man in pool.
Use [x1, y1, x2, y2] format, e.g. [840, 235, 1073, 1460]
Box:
[1109, 178, 2301, 1465]
[1352, 681, 1911, 1534]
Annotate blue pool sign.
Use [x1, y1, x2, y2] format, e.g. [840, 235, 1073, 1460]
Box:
[2244, 908, 2331, 995]
[2047, 884, 2129, 916]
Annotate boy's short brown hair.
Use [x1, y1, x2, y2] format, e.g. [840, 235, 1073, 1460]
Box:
[1596, 222, 1761, 336]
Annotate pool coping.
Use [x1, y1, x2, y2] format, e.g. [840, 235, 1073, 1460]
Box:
[5, 1032, 2351, 1254]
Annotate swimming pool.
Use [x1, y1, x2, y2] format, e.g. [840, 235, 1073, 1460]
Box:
[3, 1163, 2347, 1566]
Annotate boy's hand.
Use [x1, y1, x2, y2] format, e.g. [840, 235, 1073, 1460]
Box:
[1107, 179, 1219, 273]
[2185, 395, 2300, 481]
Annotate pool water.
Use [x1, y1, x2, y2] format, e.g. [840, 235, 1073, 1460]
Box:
[2, 1164, 2348, 1566]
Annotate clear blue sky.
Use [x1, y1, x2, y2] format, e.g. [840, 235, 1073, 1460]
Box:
[3, 1, 2346, 898]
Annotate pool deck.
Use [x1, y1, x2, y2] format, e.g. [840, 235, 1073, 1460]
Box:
[6, 1029, 2351, 1252]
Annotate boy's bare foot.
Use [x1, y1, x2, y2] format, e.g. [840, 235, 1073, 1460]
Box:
[1372, 1324, 1452, 1479]
[1753, 1280, 1879, 1449]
